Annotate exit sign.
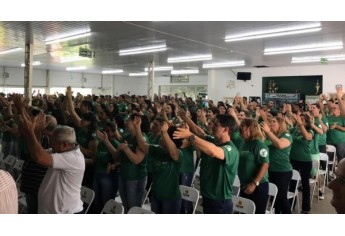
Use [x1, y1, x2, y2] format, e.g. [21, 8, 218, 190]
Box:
[79, 47, 93, 58]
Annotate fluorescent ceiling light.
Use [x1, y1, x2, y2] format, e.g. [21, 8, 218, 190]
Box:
[171, 69, 199, 75]
[203, 61, 245, 69]
[66, 66, 86, 71]
[144, 66, 173, 72]
[168, 54, 212, 63]
[0, 47, 23, 55]
[45, 30, 91, 45]
[129, 72, 148, 77]
[119, 43, 166, 56]
[60, 57, 90, 63]
[102, 69, 123, 74]
[225, 22, 321, 42]
[292, 54, 345, 63]
[264, 42, 343, 55]
[21, 61, 41, 67]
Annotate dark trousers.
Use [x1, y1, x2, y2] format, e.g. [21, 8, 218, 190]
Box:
[290, 159, 312, 212]
[202, 197, 233, 214]
[240, 181, 269, 214]
[268, 170, 292, 214]
[151, 195, 182, 214]
[179, 172, 194, 214]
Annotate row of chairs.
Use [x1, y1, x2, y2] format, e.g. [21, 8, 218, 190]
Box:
[80, 184, 199, 214]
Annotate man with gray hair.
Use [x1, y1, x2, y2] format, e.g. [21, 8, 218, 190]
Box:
[14, 95, 85, 214]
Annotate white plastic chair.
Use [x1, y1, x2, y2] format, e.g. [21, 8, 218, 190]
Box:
[288, 169, 301, 213]
[10, 159, 24, 183]
[232, 196, 256, 214]
[128, 206, 155, 214]
[309, 158, 320, 205]
[80, 186, 95, 214]
[266, 182, 278, 214]
[318, 153, 329, 193]
[179, 185, 200, 214]
[0, 155, 17, 171]
[326, 145, 337, 179]
[191, 160, 201, 189]
[101, 199, 124, 214]
[141, 184, 152, 210]
[232, 175, 240, 197]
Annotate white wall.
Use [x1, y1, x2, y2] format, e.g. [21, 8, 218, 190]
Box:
[207, 64, 345, 103]
[1, 64, 345, 99]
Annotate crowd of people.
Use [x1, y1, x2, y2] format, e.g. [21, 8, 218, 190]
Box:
[1, 85, 345, 214]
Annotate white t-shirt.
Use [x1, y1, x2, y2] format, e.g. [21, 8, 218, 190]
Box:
[38, 147, 85, 214]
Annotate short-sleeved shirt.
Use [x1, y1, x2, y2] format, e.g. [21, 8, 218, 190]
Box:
[146, 132, 162, 174]
[179, 145, 195, 174]
[290, 127, 313, 162]
[200, 136, 239, 201]
[232, 130, 244, 151]
[266, 132, 292, 172]
[238, 139, 269, 188]
[95, 139, 119, 174]
[327, 115, 345, 145]
[38, 147, 85, 214]
[119, 133, 148, 181]
[149, 145, 182, 201]
[314, 116, 328, 146]
[75, 127, 97, 159]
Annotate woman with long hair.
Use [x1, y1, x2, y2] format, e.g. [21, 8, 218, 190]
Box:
[238, 118, 269, 214]
[261, 116, 293, 214]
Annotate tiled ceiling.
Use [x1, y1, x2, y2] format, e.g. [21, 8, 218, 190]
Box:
[0, 21, 345, 75]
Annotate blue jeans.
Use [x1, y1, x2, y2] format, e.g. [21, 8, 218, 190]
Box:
[151, 195, 182, 214]
[118, 175, 147, 213]
[268, 170, 292, 214]
[179, 172, 194, 214]
[290, 160, 312, 212]
[202, 197, 233, 214]
[240, 181, 269, 214]
[93, 171, 119, 213]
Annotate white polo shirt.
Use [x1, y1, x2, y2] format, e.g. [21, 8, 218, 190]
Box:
[38, 147, 85, 214]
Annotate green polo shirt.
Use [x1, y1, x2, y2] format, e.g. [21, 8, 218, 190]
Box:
[149, 145, 182, 201]
[266, 132, 292, 172]
[238, 139, 269, 188]
[200, 136, 239, 201]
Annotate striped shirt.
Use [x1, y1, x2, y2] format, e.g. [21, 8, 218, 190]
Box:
[0, 170, 18, 213]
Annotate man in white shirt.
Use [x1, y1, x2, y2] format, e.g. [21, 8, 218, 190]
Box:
[14, 95, 85, 214]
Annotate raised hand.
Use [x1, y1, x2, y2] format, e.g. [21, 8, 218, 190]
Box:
[173, 123, 192, 140]
[260, 121, 270, 133]
[176, 108, 187, 120]
[96, 130, 108, 142]
[133, 116, 141, 129]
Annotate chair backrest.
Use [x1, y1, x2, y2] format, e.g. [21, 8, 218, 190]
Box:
[2, 155, 17, 171]
[326, 144, 337, 164]
[191, 160, 201, 188]
[101, 199, 124, 214]
[232, 175, 240, 197]
[179, 185, 200, 214]
[319, 153, 329, 170]
[80, 186, 95, 214]
[142, 183, 152, 205]
[266, 182, 278, 214]
[128, 206, 155, 214]
[232, 196, 256, 214]
[10, 159, 24, 183]
[288, 169, 301, 211]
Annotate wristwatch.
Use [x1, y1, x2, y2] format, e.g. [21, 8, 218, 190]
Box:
[188, 134, 196, 142]
[253, 180, 259, 186]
